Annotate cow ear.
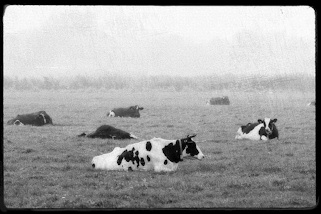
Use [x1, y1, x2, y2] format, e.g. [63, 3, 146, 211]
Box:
[187, 134, 197, 139]
[271, 118, 277, 123]
[258, 119, 263, 123]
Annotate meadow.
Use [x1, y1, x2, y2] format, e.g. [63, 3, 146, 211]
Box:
[2, 89, 316, 209]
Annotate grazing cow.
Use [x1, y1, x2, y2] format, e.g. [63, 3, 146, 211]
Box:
[235, 118, 279, 141]
[91, 134, 205, 172]
[7, 111, 53, 126]
[307, 101, 315, 106]
[107, 105, 144, 118]
[78, 125, 138, 139]
[206, 96, 230, 105]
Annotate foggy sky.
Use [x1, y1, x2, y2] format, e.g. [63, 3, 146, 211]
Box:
[3, 6, 315, 78]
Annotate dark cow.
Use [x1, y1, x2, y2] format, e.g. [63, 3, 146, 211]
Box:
[78, 125, 138, 139]
[235, 118, 279, 141]
[107, 105, 144, 118]
[7, 111, 53, 126]
[206, 96, 230, 105]
[91, 134, 205, 172]
[307, 101, 315, 106]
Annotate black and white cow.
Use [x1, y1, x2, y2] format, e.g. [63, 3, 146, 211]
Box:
[7, 111, 53, 126]
[78, 125, 138, 139]
[206, 96, 230, 105]
[107, 105, 144, 118]
[235, 118, 279, 141]
[91, 134, 205, 172]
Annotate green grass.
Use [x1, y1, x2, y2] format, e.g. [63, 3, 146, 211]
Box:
[3, 89, 315, 209]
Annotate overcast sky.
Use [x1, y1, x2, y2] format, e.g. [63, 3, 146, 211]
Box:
[3, 5, 315, 78]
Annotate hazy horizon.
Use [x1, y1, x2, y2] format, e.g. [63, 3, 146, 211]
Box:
[3, 6, 315, 79]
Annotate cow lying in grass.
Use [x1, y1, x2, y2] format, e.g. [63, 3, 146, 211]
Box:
[91, 134, 204, 172]
[107, 105, 144, 118]
[7, 111, 53, 126]
[235, 118, 279, 141]
[78, 125, 138, 139]
[206, 96, 230, 105]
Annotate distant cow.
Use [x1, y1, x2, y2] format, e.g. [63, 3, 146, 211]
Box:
[78, 125, 138, 139]
[7, 111, 53, 126]
[307, 101, 315, 106]
[107, 105, 144, 118]
[91, 134, 205, 172]
[206, 96, 230, 105]
[235, 118, 279, 141]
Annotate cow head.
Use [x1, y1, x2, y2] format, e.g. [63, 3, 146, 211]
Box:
[181, 134, 205, 160]
[258, 118, 277, 135]
[13, 120, 24, 126]
[36, 111, 53, 125]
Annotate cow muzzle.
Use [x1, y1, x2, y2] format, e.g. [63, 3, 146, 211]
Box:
[197, 153, 205, 160]
[92, 163, 95, 168]
[265, 128, 272, 135]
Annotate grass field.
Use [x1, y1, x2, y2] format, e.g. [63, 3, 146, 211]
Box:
[2, 89, 316, 209]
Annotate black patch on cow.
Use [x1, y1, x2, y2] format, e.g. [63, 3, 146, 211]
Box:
[128, 167, 133, 171]
[241, 123, 260, 134]
[162, 140, 181, 163]
[117, 148, 134, 165]
[117, 147, 143, 168]
[147, 155, 150, 162]
[164, 159, 168, 165]
[146, 141, 152, 151]
[86, 125, 133, 139]
[185, 142, 199, 157]
[140, 158, 145, 166]
[259, 127, 268, 139]
[268, 123, 279, 139]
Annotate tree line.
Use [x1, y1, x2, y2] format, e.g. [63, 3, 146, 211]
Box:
[3, 73, 315, 92]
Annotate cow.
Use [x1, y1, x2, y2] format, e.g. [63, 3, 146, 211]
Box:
[206, 96, 230, 105]
[235, 118, 279, 141]
[307, 101, 315, 106]
[78, 125, 138, 139]
[91, 134, 205, 172]
[7, 111, 53, 126]
[107, 105, 144, 118]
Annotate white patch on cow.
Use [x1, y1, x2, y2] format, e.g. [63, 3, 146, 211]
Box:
[235, 123, 264, 141]
[40, 113, 46, 124]
[129, 133, 138, 139]
[263, 118, 272, 135]
[14, 120, 24, 126]
[260, 135, 268, 141]
[108, 111, 115, 117]
[91, 137, 204, 172]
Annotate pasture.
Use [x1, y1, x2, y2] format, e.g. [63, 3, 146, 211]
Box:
[3, 89, 316, 209]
